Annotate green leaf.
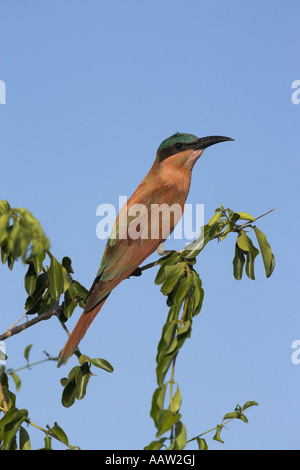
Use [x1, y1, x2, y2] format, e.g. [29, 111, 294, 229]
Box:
[90, 358, 114, 373]
[144, 437, 167, 450]
[0, 408, 28, 450]
[0, 213, 10, 244]
[233, 243, 245, 280]
[208, 212, 222, 226]
[0, 369, 9, 387]
[237, 414, 248, 423]
[61, 381, 76, 408]
[36, 293, 56, 315]
[171, 385, 182, 414]
[43, 434, 52, 449]
[32, 252, 46, 275]
[78, 354, 91, 365]
[160, 263, 186, 295]
[62, 256, 74, 274]
[7, 224, 22, 260]
[242, 400, 258, 411]
[60, 377, 68, 387]
[48, 257, 64, 300]
[236, 230, 249, 251]
[156, 354, 175, 388]
[19, 425, 31, 450]
[253, 226, 275, 278]
[47, 422, 69, 446]
[0, 200, 11, 215]
[245, 236, 260, 280]
[154, 252, 181, 287]
[155, 264, 168, 285]
[218, 222, 232, 241]
[213, 220, 227, 235]
[150, 385, 167, 426]
[212, 424, 224, 444]
[7, 254, 15, 270]
[62, 289, 78, 318]
[0, 384, 16, 410]
[173, 420, 187, 450]
[156, 410, 181, 438]
[25, 272, 49, 314]
[75, 363, 91, 400]
[69, 280, 89, 303]
[236, 212, 255, 222]
[190, 271, 204, 316]
[24, 344, 33, 363]
[9, 372, 21, 392]
[64, 366, 81, 386]
[223, 411, 238, 420]
[196, 437, 208, 450]
[1, 243, 9, 264]
[161, 321, 178, 351]
[157, 251, 180, 266]
[177, 320, 191, 342]
[16, 207, 50, 257]
[229, 212, 241, 224]
[173, 277, 191, 309]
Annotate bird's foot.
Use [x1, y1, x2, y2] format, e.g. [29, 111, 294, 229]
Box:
[128, 267, 142, 278]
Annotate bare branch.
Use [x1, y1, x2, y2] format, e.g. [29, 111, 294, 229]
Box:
[0, 305, 62, 342]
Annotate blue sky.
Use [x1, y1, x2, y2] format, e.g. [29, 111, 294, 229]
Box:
[1, 0, 300, 450]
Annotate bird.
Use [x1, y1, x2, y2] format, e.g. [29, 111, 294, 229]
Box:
[57, 132, 233, 366]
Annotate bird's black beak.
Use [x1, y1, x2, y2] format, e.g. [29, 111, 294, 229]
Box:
[194, 135, 234, 150]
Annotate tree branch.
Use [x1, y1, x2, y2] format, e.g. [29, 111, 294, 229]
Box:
[0, 208, 275, 343]
[0, 305, 62, 342]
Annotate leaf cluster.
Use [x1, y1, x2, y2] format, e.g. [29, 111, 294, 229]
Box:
[24, 254, 88, 318]
[146, 205, 274, 450]
[0, 200, 114, 409]
[0, 362, 77, 450]
[182, 205, 275, 280]
[0, 201, 49, 270]
[0, 199, 275, 450]
[60, 355, 113, 407]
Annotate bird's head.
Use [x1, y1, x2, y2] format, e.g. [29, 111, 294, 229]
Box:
[156, 132, 234, 169]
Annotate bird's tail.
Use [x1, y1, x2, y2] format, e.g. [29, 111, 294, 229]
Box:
[57, 296, 108, 367]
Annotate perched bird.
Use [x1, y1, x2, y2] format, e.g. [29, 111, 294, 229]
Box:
[58, 132, 233, 366]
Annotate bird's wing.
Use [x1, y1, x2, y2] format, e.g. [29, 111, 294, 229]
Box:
[84, 186, 182, 311]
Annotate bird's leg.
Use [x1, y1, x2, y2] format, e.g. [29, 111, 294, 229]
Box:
[128, 242, 172, 279]
[156, 241, 172, 256]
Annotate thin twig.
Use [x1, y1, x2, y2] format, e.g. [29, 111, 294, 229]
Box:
[0, 405, 78, 450]
[8, 356, 59, 374]
[186, 405, 256, 444]
[0, 306, 61, 342]
[4, 314, 28, 334]
[238, 208, 275, 231]
[0, 208, 275, 343]
[140, 260, 160, 272]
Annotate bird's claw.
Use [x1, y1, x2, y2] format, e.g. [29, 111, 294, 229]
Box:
[127, 267, 142, 278]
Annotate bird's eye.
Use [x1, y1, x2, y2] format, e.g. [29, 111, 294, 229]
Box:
[175, 143, 182, 149]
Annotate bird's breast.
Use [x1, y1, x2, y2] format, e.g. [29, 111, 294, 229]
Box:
[122, 160, 192, 242]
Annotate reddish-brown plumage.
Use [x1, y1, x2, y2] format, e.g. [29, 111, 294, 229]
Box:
[57, 148, 200, 367]
[58, 133, 234, 366]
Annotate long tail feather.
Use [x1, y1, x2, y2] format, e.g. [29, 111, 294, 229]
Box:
[57, 297, 108, 367]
